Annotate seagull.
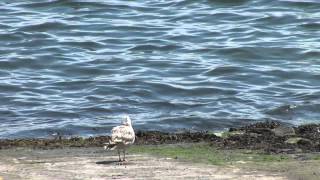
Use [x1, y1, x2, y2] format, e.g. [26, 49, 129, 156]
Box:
[104, 115, 135, 162]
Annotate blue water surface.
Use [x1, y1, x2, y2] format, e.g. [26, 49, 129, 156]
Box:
[0, 0, 320, 138]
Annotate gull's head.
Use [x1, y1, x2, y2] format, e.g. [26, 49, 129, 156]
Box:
[123, 115, 132, 126]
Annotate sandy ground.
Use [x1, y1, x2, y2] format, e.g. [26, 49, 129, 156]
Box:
[0, 147, 286, 180]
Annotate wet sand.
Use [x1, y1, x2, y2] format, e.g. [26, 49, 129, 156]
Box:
[0, 147, 286, 180]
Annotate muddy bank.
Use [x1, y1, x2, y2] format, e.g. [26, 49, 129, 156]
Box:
[0, 121, 319, 153]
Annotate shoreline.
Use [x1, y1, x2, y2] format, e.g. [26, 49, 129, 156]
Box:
[1, 121, 319, 153]
[1, 121, 320, 179]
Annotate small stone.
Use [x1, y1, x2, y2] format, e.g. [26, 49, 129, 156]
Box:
[294, 148, 303, 153]
[248, 133, 259, 138]
[273, 126, 295, 137]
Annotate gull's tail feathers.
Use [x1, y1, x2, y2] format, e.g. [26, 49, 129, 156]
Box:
[103, 141, 118, 150]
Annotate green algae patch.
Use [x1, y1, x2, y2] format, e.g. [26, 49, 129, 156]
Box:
[130, 143, 226, 165]
[129, 143, 320, 179]
[129, 143, 291, 166]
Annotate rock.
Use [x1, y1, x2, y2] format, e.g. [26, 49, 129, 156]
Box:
[316, 144, 320, 151]
[213, 132, 224, 137]
[273, 126, 295, 137]
[296, 124, 320, 134]
[246, 128, 273, 135]
[276, 148, 296, 154]
[248, 133, 259, 138]
[285, 137, 302, 144]
[295, 124, 320, 140]
[294, 148, 303, 153]
[217, 131, 245, 138]
[229, 127, 238, 132]
[297, 138, 313, 149]
[285, 137, 314, 150]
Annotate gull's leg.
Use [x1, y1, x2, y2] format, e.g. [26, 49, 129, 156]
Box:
[117, 149, 121, 162]
[123, 149, 126, 162]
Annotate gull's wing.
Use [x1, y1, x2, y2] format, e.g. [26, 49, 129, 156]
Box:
[111, 125, 135, 145]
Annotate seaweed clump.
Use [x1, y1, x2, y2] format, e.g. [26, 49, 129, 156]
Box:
[0, 121, 320, 154]
[222, 121, 320, 153]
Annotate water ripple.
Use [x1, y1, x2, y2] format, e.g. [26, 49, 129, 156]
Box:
[0, 0, 320, 138]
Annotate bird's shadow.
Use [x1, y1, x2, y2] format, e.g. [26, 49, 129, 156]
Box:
[96, 160, 119, 165]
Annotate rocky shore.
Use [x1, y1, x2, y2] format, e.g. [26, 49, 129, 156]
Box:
[1, 121, 320, 180]
[1, 121, 319, 154]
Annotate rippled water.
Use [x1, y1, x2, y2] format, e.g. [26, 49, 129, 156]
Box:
[1, 0, 320, 138]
